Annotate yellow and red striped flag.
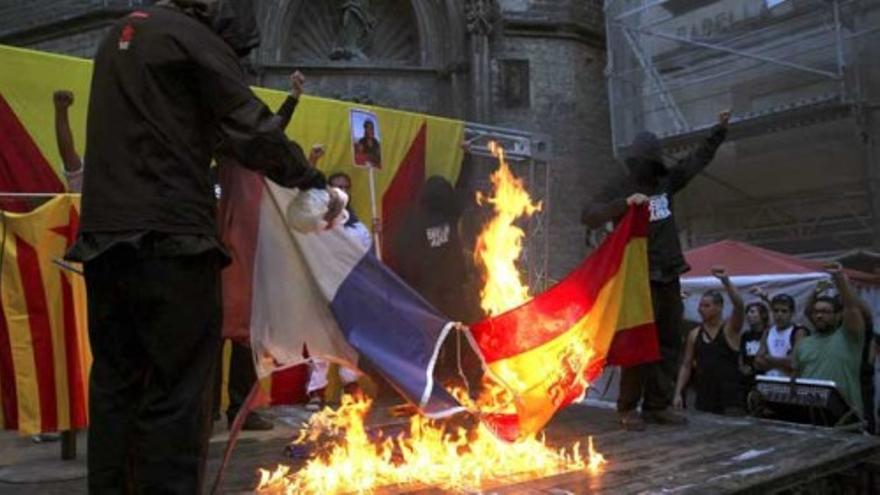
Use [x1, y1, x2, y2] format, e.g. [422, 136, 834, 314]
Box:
[0, 195, 90, 435]
[469, 206, 658, 440]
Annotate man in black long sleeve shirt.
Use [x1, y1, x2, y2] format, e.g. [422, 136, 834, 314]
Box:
[65, 1, 326, 492]
[582, 110, 730, 430]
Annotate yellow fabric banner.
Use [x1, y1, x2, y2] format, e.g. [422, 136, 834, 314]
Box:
[0, 44, 464, 227]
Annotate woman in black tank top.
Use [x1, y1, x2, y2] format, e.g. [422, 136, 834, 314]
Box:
[674, 267, 746, 415]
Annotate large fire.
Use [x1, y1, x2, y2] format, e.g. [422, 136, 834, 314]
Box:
[256, 395, 603, 494]
[474, 141, 542, 316]
[255, 142, 605, 494]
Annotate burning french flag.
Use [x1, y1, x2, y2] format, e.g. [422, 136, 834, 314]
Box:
[218, 164, 465, 418]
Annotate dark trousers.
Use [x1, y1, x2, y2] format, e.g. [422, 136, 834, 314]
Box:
[618, 279, 684, 413]
[85, 251, 222, 494]
[226, 341, 257, 422]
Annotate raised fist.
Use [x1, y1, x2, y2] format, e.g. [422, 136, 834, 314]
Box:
[53, 90, 74, 109]
[290, 70, 305, 99]
[710, 265, 729, 280]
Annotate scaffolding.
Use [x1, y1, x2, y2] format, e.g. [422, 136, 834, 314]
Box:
[605, 0, 880, 254]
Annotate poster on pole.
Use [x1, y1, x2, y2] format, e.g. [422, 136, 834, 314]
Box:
[350, 109, 382, 169]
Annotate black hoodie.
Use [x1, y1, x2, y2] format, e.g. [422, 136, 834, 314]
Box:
[392, 177, 469, 319]
[155, 0, 260, 57]
[581, 125, 727, 282]
[75, 2, 323, 241]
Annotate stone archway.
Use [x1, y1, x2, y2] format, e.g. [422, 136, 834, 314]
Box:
[253, 0, 470, 116]
[258, 0, 467, 71]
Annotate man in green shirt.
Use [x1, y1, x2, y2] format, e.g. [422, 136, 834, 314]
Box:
[794, 262, 865, 421]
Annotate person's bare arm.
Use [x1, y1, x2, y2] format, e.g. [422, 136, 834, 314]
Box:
[308, 144, 326, 167]
[713, 265, 744, 350]
[826, 262, 865, 339]
[749, 286, 771, 306]
[53, 90, 83, 173]
[273, 70, 305, 131]
[674, 327, 700, 409]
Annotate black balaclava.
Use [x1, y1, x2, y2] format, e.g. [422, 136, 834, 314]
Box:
[161, 0, 261, 57]
[625, 131, 667, 185]
[420, 176, 460, 224]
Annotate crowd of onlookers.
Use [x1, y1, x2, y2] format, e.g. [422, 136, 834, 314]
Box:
[673, 262, 876, 432]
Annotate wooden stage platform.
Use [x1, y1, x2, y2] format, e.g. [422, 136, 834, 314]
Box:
[209, 403, 880, 494]
[2, 403, 879, 494]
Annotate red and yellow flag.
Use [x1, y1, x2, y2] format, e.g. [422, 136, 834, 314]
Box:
[0, 195, 90, 435]
[470, 206, 659, 440]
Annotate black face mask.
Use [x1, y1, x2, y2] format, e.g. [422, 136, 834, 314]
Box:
[625, 130, 666, 184]
[420, 176, 459, 221]
[626, 157, 667, 184]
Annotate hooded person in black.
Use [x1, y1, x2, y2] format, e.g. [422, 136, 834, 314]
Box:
[390, 177, 479, 386]
[393, 176, 468, 320]
[581, 110, 730, 430]
[65, 1, 326, 492]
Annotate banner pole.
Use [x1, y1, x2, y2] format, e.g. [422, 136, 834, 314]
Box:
[367, 166, 382, 260]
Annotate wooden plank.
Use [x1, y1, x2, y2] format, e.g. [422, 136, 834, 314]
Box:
[208, 404, 880, 494]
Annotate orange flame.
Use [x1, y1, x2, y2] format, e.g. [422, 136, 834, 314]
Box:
[587, 436, 607, 474]
[256, 395, 600, 494]
[474, 141, 542, 316]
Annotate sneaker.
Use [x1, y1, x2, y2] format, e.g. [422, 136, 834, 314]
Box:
[642, 408, 687, 425]
[237, 413, 275, 431]
[618, 410, 646, 431]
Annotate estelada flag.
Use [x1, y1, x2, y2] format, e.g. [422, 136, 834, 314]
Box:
[468, 205, 659, 440]
[0, 195, 90, 435]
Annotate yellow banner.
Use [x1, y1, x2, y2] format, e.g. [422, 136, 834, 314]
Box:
[0, 44, 464, 225]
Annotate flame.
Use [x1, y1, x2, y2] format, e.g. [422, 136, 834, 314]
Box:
[475, 141, 542, 316]
[256, 394, 602, 494]
[587, 436, 607, 474]
[255, 142, 607, 494]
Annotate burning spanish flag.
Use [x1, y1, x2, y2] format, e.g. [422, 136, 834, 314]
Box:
[469, 205, 659, 440]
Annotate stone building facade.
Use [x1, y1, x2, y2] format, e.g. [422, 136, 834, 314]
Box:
[0, 0, 616, 280]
